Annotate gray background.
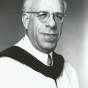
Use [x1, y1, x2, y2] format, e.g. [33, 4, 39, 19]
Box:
[0, 0, 87, 88]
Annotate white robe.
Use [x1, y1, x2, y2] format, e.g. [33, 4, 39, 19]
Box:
[0, 36, 79, 88]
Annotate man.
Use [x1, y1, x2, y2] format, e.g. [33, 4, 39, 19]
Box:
[0, 0, 79, 88]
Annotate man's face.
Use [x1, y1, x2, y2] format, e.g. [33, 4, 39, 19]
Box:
[26, 0, 64, 54]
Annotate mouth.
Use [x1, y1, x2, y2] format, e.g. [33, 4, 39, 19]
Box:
[41, 33, 58, 42]
[41, 33, 58, 36]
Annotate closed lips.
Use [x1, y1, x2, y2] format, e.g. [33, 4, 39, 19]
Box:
[41, 33, 57, 36]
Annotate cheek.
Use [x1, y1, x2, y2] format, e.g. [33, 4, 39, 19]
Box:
[31, 20, 44, 45]
[28, 17, 40, 38]
[35, 22, 44, 37]
[35, 25, 46, 44]
[57, 24, 62, 35]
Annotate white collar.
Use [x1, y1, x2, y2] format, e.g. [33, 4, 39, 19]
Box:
[15, 35, 52, 66]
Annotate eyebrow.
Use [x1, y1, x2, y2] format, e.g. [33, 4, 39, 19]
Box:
[39, 11, 64, 15]
[36, 11, 64, 14]
[26, 11, 64, 15]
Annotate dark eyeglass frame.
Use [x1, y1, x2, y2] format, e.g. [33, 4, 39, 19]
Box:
[26, 11, 66, 23]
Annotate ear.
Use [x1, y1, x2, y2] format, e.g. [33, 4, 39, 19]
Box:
[22, 13, 29, 29]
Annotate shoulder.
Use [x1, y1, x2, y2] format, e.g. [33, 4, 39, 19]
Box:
[0, 56, 23, 69]
[63, 61, 79, 88]
[64, 61, 77, 79]
[64, 61, 76, 74]
[53, 52, 76, 76]
[53, 52, 77, 79]
[0, 56, 31, 78]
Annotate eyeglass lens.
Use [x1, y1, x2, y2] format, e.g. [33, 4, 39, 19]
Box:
[37, 12, 65, 23]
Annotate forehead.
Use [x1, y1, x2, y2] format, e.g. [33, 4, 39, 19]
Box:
[32, 0, 64, 13]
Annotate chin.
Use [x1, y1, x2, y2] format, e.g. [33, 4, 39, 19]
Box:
[37, 39, 57, 53]
[42, 44, 57, 53]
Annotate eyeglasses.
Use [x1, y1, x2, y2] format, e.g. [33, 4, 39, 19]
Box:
[26, 11, 66, 23]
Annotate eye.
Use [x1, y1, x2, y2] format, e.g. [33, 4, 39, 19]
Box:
[55, 14, 63, 20]
[38, 12, 48, 18]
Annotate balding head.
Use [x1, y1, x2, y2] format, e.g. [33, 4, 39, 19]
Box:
[22, 0, 67, 13]
[22, 0, 67, 54]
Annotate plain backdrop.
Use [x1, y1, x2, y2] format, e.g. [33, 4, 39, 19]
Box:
[0, 0, 88, 88]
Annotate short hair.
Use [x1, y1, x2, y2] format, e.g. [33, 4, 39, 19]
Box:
[22, 0, 36, 12]
[22, 0, 67, 13]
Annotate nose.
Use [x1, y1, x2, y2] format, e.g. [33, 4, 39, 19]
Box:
[45, 15, 56, 28]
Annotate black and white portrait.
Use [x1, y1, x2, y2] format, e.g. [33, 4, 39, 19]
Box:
[0, 0, 87, 88]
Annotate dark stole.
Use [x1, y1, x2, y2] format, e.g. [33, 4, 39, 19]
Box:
[0, 46, 64, 81]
